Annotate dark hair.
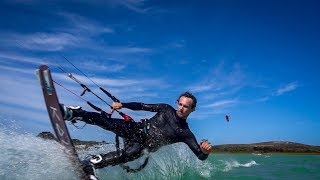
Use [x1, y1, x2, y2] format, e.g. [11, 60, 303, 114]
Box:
[177, 91, 197, 108]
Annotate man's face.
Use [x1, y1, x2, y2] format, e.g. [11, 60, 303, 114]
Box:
[176, 96, 195, 119]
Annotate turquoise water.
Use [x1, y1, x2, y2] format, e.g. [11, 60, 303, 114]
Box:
[211, 154, 320, 180]
[1, 128, 319, 180]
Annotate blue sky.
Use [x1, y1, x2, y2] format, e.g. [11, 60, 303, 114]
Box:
[0, 0, 319, 145]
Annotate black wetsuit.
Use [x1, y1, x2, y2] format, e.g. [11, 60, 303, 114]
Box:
[74, 102, 208, 169]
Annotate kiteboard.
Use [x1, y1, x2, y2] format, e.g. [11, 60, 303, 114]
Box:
[36, 65, 91, 180]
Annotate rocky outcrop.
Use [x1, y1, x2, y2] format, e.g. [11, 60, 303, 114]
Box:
[37, 132, 109, 149]
[37, 131, 56, 140]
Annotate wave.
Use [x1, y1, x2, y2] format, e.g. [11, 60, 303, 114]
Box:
[0, 127, 78, 179]
[220, 159, 258, 172]
[0, 120, 214, 180]
[90, 142, 214, 179]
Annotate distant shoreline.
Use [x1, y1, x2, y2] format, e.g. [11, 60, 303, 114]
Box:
[212, 152, 320, 155]
[211, 141, 320, 154]
[37, 132, 320, 154]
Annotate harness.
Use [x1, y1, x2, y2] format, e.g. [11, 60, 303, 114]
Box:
[115, 119, 150, 173]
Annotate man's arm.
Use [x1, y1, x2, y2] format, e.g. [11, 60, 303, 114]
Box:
[115, 102, 170, 112]
[183, 132, 210, 160]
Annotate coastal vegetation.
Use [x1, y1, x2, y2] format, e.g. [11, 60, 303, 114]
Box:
[212, 141, 320, 154]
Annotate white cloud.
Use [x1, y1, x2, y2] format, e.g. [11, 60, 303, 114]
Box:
[0, 12, 113, 52]
[204, 99, 238, 108]
[0, 62, 168, 116]
[256, 96, 270, 102]
[78, 61, 126, 72]
[52, 71, 142, 87]
[276, 82, 298, 96]
[57, 12, 114, 35]
[0, 72, 47, 111]
[0, 7, 153, 55]
[189, 85, 213, 93]
[104, 46, 152, 54]
[0, 64, 38, 74]
[0, 53, 48, 65]
[0, 104, 48, 124]
[0, 32, 80, 51]
[117, 0, 151, 13]
[3, 0, 153, 14]
[188, 61, 245, 94]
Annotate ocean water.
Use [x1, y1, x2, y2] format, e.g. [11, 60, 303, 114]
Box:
[0, 127, 319, 180]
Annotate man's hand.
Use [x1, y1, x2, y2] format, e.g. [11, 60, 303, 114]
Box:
[112, 102, 123, 109]
[200, 140, 212, 154]
[111, 102, 123, 113]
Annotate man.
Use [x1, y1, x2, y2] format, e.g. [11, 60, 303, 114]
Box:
[61, 92, 212, 179]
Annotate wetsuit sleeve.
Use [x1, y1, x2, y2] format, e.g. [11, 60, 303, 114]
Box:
[183, 131, 209, 160]
[122, 102, 170, 112]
